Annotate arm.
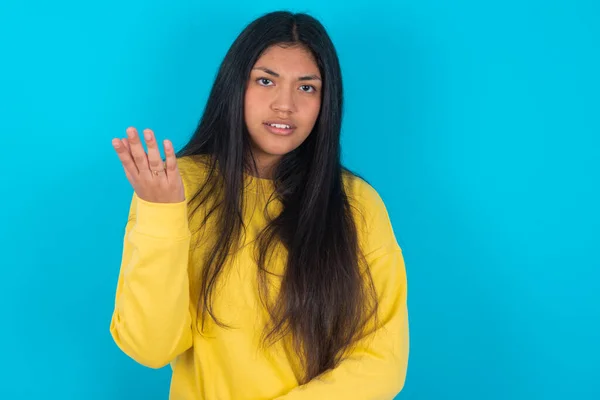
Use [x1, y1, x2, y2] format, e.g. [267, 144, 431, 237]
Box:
[275, 249, 409, 400]
[276, 182, 410, 399]
[109, 193, 193, 369]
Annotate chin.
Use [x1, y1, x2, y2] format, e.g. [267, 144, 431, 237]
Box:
[248, 127, 310, 159]
[258, 142, 297, 156]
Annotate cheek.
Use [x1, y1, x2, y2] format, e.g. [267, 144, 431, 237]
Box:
[244, 89, 263, 123]
[302, 98, 322, 125]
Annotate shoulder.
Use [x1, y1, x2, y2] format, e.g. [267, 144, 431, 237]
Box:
[342, 170, 388, 225]
[175, 154, 212, 197]
[342, 170, 401, 260]
[176, 154, 211, 177]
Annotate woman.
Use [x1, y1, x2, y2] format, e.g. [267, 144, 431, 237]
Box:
[110, 10, 409, 400]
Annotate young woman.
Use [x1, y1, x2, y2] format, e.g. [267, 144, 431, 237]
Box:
[110, 10, 409, 400]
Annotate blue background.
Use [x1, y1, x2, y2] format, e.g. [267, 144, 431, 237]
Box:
[0, 0, 598, 399]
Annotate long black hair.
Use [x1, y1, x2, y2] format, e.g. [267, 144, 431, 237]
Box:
[176, 10, 378, 383]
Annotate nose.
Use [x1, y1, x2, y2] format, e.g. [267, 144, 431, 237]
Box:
[271, 86, 296, 114]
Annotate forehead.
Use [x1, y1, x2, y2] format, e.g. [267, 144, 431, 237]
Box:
[254, 45, 319, 74]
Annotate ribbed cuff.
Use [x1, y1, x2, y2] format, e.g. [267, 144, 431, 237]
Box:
[134, 195, 190, 238]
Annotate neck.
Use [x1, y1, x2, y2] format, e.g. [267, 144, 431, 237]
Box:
[249, 152, 280, 179]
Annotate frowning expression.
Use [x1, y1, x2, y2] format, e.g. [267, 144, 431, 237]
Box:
[244, 44, 322, 175]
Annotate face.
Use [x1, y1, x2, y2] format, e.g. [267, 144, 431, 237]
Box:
[244, 44, 322, 177]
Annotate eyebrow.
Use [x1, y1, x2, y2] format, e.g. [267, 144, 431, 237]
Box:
[253, 67, 322, 81]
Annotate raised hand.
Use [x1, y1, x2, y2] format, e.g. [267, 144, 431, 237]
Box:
[112, 127, 185, 203]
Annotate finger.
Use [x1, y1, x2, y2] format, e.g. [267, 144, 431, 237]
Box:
[143, 129, 166, 179]
[122, 137, 131, 153]
[163, 139, 179, 181]
[126, 127, 150, 176]
[120, 137, 136, 176]
[112, 138, 139, 178]
[122, 162, 134, 183]
[121, 138, 137, 179]
[119, 138, 136, 180]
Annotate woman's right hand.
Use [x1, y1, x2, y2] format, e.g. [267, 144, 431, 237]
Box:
[112, 127, 185, 204]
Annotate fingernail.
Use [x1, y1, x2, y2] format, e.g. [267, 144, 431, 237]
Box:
[127, 128, 134, 138]
[144, 131, 152, 141]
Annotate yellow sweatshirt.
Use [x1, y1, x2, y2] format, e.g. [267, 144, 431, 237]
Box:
[110, 155, 409, 400]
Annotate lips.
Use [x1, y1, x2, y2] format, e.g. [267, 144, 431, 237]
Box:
[263, 121, 297, 136]
[263, 120, 297, 129]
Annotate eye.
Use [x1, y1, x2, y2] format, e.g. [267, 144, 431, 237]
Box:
[257, 78, 273, 86]
[300, 84, 317, 93]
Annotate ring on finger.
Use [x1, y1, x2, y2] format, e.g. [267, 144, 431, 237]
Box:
[151, 162, 167, 176]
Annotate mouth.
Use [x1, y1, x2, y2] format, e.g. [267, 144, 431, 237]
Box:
[263, 121, 296, 136]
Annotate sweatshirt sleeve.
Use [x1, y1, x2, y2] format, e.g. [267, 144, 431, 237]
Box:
[275, 182, 410, 400]
[109, 192, 194, 369]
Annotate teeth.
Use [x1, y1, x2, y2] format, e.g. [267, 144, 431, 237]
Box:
[269, 123, 291, 129]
